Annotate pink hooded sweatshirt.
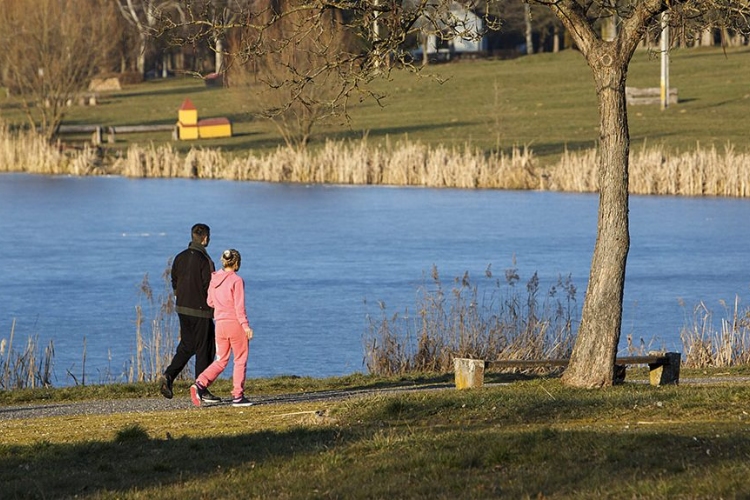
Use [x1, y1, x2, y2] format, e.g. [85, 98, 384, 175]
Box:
[206, 269, 249, 329]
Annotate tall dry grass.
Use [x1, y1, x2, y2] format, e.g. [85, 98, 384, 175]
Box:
[680, 296, 750, 368]
[364, 265, 578, 376]
[130, 264, 181, 383]
[3, 122, 750, 196]
[112, 138, 538, 189]
[0, 123, 106, 176]
[549, 142, 750, 197]
[0, 319, 54, 389]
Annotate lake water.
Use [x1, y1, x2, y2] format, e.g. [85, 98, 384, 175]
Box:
[1, 173, 749, 386]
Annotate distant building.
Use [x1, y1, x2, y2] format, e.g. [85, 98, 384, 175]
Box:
[410, 4, 486, 62]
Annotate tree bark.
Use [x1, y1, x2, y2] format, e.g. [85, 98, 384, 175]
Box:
[561, 49, 630, 387]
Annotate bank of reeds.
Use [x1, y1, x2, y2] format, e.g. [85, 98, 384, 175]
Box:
[130, 265, 181, 383]
[2, 122, 750, 197]
[0, 123, 103, 176]
[679, 296, 750, 368]
[0, 319, 54, 390]
[110, 139, 537, 189]
[548, 142, 750, 197]
[364, 265, 578, 375]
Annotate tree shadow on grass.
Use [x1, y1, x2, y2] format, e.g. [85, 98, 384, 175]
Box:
[329, 120, 480, 143]
[528, 140, 598, 160]
[3, 395, 750, 498]
[113, 83, 215, 101]
[0, 426, 342, 498]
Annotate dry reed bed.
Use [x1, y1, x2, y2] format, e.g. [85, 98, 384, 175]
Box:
[364, 268, 578, 376]
[549, 143, 750, 197]
[110, 139, 537, 189]
[680, 296, 750, 368]
[2, 125, 749, 196]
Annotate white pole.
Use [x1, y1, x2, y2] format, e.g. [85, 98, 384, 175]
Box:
[660, 12, 669, 110]
[373, 0, 380, 69]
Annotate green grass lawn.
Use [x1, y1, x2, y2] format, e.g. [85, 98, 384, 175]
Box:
[2, 46, 749, 164]
[3, 370, 750, 499]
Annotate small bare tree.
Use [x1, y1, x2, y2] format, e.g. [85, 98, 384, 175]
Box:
[0, 0, 119, 139]
[242, 0, 361, 148]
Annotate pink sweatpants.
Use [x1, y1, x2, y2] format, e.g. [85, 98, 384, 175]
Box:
[196, 319, 249, 399]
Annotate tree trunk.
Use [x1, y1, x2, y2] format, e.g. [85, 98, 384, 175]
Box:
[137, 36, 147, 77]
[553, 26, 560, 53]
[215, 35, 224, 73]
[561, 48, 630, 387]
[524, 4, 534, 55]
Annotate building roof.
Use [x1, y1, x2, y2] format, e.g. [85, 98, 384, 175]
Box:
[180, 98, 196, 110]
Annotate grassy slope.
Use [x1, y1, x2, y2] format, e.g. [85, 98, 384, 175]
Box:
[2, 47, 748, 163]
[4, 371, 750, 499]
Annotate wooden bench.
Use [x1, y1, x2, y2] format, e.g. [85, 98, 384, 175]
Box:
[56, 124, 176, 145]
[453, 352, 681, 389]
[625, 86, 678, 106]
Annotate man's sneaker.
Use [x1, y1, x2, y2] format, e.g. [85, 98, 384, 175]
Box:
[159, 375, 173, 399]
[200, 389, 222, 405]
[189, 384, 203, 407]
[232, 396, 254, 407]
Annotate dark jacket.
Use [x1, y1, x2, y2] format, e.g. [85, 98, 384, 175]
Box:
[171, 242, 215, 318]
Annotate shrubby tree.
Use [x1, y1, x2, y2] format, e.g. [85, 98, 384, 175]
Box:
[155, 0, 750, 387]
[235, 0, 359, 149]
[0, 0, 120, 139]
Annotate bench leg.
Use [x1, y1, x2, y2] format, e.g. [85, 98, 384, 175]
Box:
[648, 352, 681, 386]
[454, 358, 485, 389]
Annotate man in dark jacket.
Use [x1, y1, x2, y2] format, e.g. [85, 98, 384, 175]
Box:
[159, 223, 220, 404]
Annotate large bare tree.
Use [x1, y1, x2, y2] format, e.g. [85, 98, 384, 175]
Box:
[0, 0, 120, 139]
[155, 0, 750, 387]
[115, 0, 186, 77]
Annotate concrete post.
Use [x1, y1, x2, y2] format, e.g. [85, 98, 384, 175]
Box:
[453, 358, 485, 389]
[649, 351, 681, 386]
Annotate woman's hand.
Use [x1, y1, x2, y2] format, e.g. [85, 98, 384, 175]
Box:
[244, 326, 254, 340]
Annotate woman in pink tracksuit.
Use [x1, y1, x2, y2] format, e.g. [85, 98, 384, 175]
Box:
[191, 248, 254, 407]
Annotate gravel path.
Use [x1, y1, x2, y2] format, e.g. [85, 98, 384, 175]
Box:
[2, 377, 748, 421]
[0, 383, 454, 421]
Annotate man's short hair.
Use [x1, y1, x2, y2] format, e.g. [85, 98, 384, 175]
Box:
[191, 223, 210, 243]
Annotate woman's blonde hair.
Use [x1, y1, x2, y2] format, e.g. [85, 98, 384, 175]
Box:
[221, 248, 241, 271]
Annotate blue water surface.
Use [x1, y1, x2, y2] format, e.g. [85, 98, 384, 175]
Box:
[1, 173, 749, 386]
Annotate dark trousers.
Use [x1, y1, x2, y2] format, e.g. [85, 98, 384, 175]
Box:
[165, 314, 216, 381]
